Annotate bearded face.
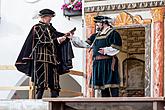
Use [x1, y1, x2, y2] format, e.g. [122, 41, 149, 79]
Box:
[96, 22, 103, 32]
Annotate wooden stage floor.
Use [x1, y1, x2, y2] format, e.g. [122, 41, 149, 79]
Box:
[43, 97, 165, 110]
[0, 97, 164, 110]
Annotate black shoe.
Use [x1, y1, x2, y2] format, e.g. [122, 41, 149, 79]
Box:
[36, 89, 44, 99]
[51, 90, 59, 98]
[101, 88, 110, 97]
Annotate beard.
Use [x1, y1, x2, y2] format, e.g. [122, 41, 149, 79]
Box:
[96, 26, 103, 32]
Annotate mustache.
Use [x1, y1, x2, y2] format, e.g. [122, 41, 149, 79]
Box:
[96, 27, 103, 31]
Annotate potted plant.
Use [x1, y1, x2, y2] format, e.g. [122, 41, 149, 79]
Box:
[61, 0, 82, 17]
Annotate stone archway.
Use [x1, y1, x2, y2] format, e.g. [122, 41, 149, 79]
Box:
[113, 11, 152, 96]
[122, 58, 145, 97]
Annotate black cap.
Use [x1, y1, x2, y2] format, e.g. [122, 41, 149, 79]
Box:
[94, 16, 112, 23]
[39, 9, 55, 17]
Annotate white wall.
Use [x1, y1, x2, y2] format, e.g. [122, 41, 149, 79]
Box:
[0, 0, 84, 99]
[0, 0, 83, 67]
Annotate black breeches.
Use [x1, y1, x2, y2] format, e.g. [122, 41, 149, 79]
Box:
[34, 62, 60, 90]
[34, 62, 60, 99]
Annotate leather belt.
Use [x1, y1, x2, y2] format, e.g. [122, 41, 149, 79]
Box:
[94, 55, 112, 60]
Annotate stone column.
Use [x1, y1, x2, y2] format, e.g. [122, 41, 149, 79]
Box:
[85, 13, 97, 97]
[151, 7, 164, 97]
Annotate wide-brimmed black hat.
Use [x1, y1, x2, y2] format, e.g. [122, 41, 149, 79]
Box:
[39, 9, 55, 17]
[94, 16, 112, 23]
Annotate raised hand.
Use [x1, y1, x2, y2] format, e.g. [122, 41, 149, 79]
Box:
[64, 27, 76, 39]
[57, 36, 66, 43]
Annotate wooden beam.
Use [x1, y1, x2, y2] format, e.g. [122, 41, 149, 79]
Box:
[0, 65, 85, 77]
[68, 70, 84, 76]
[0, 86, 83, 96]
[0, 65, 16, 70]
[29, 78, 35, 99]
[0, 86, 30, 90]
[60, 89, 83, 96]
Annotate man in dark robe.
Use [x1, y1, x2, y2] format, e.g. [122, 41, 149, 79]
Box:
[15, 9, 74, 99]
[71, 16, 122, 97]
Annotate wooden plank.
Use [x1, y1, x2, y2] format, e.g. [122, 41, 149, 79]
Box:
[68, 70, 84, 76]
[0, 65, 16, 70]
[0, 86, 82, 94]
[156, 102, 165, 110]
[0, 86, 30, 90]
[44, 97, 165, 110]
[43, 97, 165, 102]
[60, 89, 83, 96]
[0, 65, 84, 77]
[51, 102, 65, 110]
[29, 79, 36, 99]
[65, 102, 152, 110]
[153, 102, 157, 110]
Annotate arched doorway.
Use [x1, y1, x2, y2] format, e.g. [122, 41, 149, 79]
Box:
[114, 12, 151, 96]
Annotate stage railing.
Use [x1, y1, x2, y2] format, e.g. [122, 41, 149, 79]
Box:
[0, 65, 84, 99]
